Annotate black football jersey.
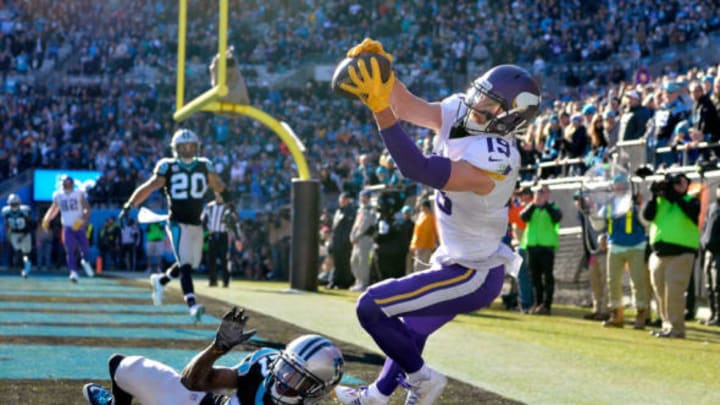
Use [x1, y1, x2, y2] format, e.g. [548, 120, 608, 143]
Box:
[154, 157, 213, 225]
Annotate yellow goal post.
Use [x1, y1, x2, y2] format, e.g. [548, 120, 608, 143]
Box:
[173, 0, 311, 181]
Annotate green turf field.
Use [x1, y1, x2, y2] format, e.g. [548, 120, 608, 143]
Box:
[185, 278, 720, 405]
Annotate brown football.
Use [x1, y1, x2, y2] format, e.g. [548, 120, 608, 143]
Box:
[331, 52, 393, 100]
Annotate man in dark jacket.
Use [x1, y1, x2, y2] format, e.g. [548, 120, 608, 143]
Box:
[701, 187, 720, 326]
[329, 192, 355, 289]
[618, 90, 652, 142]
[689, 81, 720, 159]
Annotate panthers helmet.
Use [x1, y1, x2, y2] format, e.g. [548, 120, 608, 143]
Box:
[61, 175, 75, 192]
[267, 335, 344, 404]
[7, 193, 21, 207]
[462, 64, 541, 135]
[171, 128, 200, 164]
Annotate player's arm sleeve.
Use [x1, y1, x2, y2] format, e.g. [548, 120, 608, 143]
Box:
[153, 159, 170, 178]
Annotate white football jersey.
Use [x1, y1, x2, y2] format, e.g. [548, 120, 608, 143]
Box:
[430, 94, 521, 273]
[53, 189, 85, 226]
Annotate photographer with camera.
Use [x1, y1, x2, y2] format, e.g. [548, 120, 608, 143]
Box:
[520, 184, 562, 315]
[589, 174, 649, 328]
[370, 191, 407, 282]
[642, 173, 700, 338]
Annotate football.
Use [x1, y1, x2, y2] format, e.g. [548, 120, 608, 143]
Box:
[331, 52, 393, 100]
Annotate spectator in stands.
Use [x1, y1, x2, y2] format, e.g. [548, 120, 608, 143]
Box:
[603, 110, 620, 148]
[587, 114, 608, 167]
[349, 190, 374, 292]
[582, 104, 597, 127]
[563, 114, 589, 174]
[642, 173, 700, 338]
[711, 75, 720, 112]
[618, 90, 652, 142]
[590, 175, 649, 329]
[409, 200, 437, 273]
[648, 82, 691, 167]
[521, 185, 562, 315]
[689, 81, 720, 158]
[329, 192, 355, 289]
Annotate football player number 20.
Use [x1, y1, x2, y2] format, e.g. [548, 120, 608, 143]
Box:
[170, 172, 207, 199]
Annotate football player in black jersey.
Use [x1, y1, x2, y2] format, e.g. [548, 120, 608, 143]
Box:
[2, 194, 34, 278]
[119, 128, 226, 322]
[82, 307, 345, 405]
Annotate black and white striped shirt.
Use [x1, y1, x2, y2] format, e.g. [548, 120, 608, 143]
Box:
[202, 202, 242, 238]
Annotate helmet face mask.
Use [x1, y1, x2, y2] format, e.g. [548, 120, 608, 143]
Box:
[461, 64, 541, 136]
[268, 335, 344, 405]
[62, 176, 75, 193]
[8, 193, 21, 209]
[171, 129, 200, 164]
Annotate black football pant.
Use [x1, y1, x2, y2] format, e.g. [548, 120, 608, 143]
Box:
[527, 246, 556, 309]
[207, 232, 229, 286]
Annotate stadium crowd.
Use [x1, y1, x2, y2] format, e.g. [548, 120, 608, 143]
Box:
[1, 1, 720, 331]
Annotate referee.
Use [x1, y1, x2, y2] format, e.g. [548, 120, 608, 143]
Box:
[202, 192, 242, 287]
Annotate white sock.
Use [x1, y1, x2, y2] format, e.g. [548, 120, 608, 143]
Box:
[407, 364, 430, 383]
[367, 384, 390, 402]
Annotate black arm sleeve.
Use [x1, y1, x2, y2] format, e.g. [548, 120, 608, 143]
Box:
[642, 197, 658, 222]
[520, 204, 537, 222]
[547, 203, 563, 223]
[676, 196, 700, 225]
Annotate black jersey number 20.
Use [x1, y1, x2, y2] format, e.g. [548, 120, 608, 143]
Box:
[170, 172, 207, 200]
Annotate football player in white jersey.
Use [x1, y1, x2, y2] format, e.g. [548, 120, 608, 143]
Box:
[41, 176, 95, 282]
[333, 39, 541, 405]
[2, 194, 34, 277]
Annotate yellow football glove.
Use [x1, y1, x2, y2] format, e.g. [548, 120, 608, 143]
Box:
[339, 57, 395, 113]
[42, 220, 50, 231]
[346, 38, 394, 63]
[72, 219, 84, 231]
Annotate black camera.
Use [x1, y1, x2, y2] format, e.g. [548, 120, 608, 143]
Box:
[649, 179, 668, 195]
[651, 173, 687, 197]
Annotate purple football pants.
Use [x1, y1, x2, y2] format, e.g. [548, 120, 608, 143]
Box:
[63, 226, 89, 272]
[355, 262, 504, 396]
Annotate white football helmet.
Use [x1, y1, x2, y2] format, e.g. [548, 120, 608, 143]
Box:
[7, 193, 21, 207]
[171, 128, 200, 164]
[267, 334, 344, 404]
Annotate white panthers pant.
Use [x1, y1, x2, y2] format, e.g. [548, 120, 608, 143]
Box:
[114, 356, 207, 405]
[9, 233, 31, 254]
[166, 222, 203, 268]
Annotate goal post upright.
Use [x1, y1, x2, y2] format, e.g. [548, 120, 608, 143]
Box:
[172, 0, 319, 290]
